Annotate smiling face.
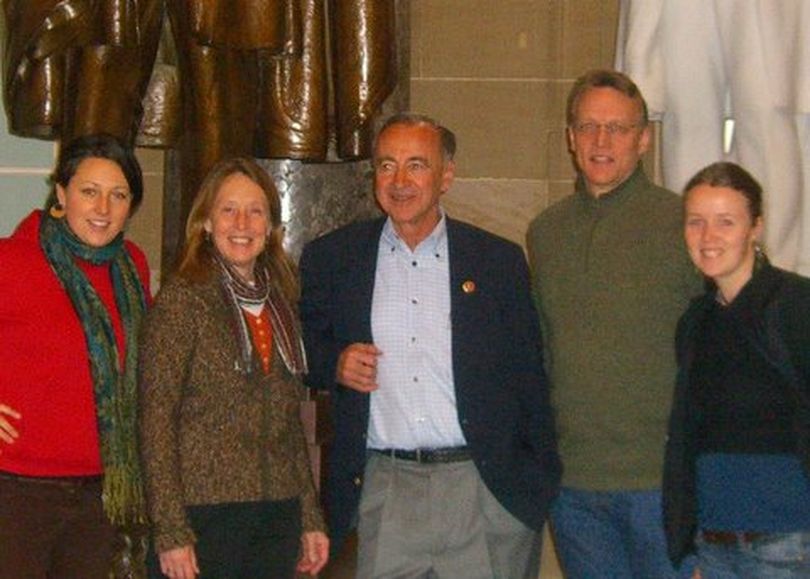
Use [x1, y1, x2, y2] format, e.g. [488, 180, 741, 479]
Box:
[684, 184, 763, 302]
[56, 157, 132, 247]
[568, 86, 651, 197]
[204, 172, 270, 281]
[374, 122, 455, 249]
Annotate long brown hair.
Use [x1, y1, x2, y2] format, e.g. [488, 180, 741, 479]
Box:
[176, 157, 299, 302]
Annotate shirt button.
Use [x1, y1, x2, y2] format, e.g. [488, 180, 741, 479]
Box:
[353, 477, 362, 486]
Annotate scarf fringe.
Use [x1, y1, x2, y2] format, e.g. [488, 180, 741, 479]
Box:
[103, 465, 147, 526]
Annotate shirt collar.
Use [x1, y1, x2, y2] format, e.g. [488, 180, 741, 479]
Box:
[576, 164, 649, 208]
[380, 210, 448, 257]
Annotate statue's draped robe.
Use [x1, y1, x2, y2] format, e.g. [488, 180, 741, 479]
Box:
[3, 0, 396, 172]
[3, 0, 163, 143]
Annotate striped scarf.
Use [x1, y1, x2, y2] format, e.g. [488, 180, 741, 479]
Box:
[213, 251, 307, 376]
[39, 213, 147, 525]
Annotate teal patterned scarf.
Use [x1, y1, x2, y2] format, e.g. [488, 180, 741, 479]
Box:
[39, 213, 147, 525]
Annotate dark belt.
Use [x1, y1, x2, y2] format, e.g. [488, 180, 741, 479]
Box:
[0, 470, 102, 488]
[701, 530, 764, 546]
[371, 447, 472, 464]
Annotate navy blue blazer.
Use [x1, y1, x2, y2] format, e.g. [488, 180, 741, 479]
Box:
[299, 217, 561, 550]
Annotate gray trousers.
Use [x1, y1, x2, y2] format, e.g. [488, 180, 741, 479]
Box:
[357, 453, 541, 579]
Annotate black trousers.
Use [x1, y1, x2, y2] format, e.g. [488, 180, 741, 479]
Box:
[148, 498, 302, 579]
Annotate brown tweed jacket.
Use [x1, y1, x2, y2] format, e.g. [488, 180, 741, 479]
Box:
[138, 275, 325, 552]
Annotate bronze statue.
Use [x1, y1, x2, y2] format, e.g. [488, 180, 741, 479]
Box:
[2, 0, 163, 144]
[3, 1, 396, 164]
[3, 0, 398, 271]
[167, 0, 397, 191]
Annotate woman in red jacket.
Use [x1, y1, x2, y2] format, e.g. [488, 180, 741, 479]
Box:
[0, 134, 151, 577]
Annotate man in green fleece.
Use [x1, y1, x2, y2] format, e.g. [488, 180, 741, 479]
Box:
[526, 69, 701, 578]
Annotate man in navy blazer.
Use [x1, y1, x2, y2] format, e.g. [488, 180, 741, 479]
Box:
[299, 113, 560, 578]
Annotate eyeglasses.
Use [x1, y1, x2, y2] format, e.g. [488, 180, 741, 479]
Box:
[571, 122, 640, 136]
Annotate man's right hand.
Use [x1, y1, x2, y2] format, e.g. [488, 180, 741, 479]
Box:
[336, 343, 382, 393]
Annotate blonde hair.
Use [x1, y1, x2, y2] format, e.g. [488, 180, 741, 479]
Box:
[176, 157, 299, 302]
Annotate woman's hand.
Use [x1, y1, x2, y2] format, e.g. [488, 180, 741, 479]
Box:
[0, 404, 21, 452]
[296, 531, 329, 576]
[159, 545, 199, 579]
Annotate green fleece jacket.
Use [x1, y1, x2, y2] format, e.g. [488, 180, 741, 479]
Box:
[526, 167, 702, 490]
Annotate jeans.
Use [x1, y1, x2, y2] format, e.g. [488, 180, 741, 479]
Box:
[697, 531, 810, 578]
[551, 487, 694, 579]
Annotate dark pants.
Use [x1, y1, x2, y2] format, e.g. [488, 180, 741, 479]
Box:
[0, 471, 116, 579]
[148, 498, 302, 579]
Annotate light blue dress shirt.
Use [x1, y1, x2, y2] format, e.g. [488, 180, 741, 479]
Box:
[367, 214, 467, 450]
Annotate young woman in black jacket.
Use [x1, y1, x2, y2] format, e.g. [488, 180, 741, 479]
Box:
[664, 162, 810, 578]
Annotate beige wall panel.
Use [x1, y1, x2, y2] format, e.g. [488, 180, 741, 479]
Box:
[598, 1, 621, 70]
[135, 148, 166, 174]
[647, 121, 664, 186]
[442, 177, 547, 247]
[412, 79, 557, 179]
[552, 80, 574, 126]
[128, 171, 164, 286]
[561, 0, 620, 77]
[411, 0, 427, 78]
[546, 127, 577, 181]
[413, 0, 563, 79]
[540, 525, 564, 579]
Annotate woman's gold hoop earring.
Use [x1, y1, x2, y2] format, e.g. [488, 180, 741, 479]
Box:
[49, 203, 66, 219]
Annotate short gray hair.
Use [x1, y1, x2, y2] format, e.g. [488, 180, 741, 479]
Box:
[375, 112, 457, 161]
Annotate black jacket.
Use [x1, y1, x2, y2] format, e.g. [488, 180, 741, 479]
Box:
[299, 217, 561, 552]
[663, 263, 810, 565]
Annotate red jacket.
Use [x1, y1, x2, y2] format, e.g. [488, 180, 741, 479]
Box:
[0, 211, 150, 476]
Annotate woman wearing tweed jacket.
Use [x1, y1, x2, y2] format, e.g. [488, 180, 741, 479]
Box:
[138, 157, 328, 578]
